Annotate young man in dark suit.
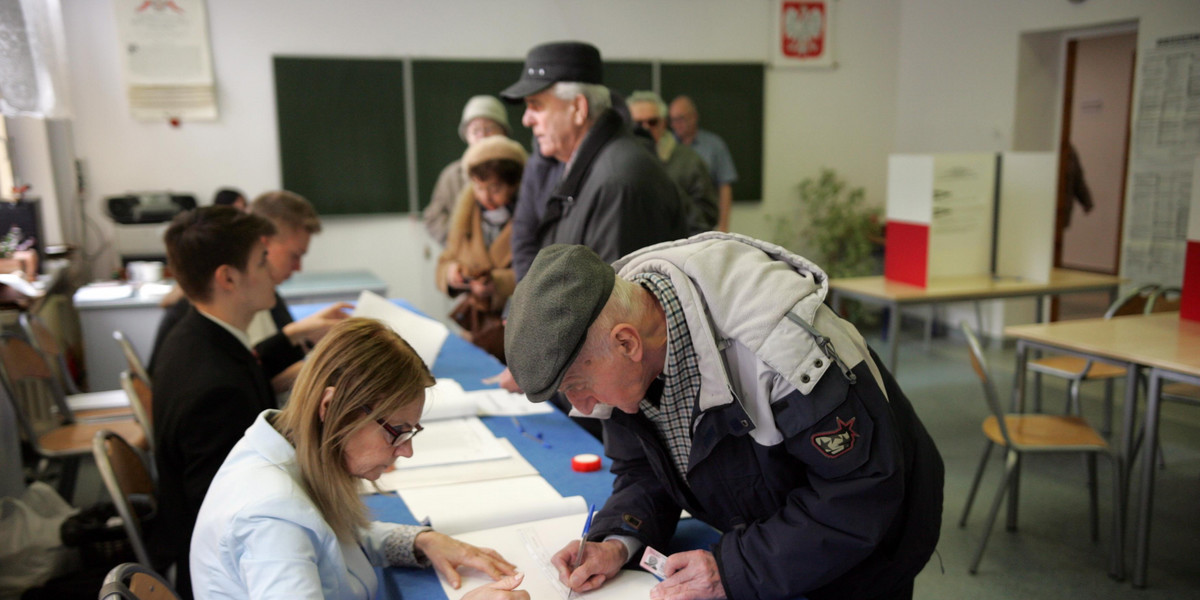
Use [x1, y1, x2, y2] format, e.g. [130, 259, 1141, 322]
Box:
[151, 207, 278, 599]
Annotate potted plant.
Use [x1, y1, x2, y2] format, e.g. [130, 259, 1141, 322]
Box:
[771, 168, 884, 323]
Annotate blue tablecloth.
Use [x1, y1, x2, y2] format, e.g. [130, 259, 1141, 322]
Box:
[291, 300, 719, 599]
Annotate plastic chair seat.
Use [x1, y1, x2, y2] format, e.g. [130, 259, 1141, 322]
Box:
[39, 419, 146, 456]
[1027, 356, 1126, 380]
[983, 414, 1109, 450]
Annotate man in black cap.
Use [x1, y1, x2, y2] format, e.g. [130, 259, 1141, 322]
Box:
[505, 235, 944, 600]
[500, 40, 689, 270]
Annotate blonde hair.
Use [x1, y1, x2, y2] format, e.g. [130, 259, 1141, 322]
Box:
[274, 318, 434, 541]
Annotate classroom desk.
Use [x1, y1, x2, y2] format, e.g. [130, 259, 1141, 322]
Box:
[1004, 312, 1200, 587]
[829, 269, 1123, 374]
[290, 300, 721, 599]
[73, 270, 386, 392]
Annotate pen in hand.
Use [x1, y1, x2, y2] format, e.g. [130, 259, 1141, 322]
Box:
[567, 504, 597, 600]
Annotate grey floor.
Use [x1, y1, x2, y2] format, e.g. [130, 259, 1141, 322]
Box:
[66, 294, 1200, 599]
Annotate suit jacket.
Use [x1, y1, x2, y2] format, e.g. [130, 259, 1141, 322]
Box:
[151, 307, 276, 599]
[149, 292, 303, 380]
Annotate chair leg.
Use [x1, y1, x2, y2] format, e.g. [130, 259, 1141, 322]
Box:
[970, 450, 1018, 574]
[1067, 379, 1082, 416]
[1102, 379, 1114, 436]
[960, 441, 995, 527]
[1006, 452, 1022, 532]
[1087, 452, 1099, 543]
[55, 456, 79, 503]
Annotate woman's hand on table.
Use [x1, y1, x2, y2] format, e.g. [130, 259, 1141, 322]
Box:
[415, 531, 518, 589]
[462, 573, 530, 600]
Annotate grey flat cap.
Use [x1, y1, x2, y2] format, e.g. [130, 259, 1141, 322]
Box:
[505, 245, 615, 403]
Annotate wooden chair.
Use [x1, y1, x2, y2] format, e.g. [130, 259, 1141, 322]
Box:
[92, 430, 157, 569]
[18, 311, 132, 422]
[959, 322, 1122, 578]
[98, 562, 179, 600]
[0, 333, 146, 500]
[120, 369, 156, 458]
[113, 329, 152, 387]
[1028, 284, 1164, 433]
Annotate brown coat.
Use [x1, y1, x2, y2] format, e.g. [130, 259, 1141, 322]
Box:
[435, 185, 515, 313]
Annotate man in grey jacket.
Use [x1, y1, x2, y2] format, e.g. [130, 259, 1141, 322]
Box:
[505, 235, 944, 600]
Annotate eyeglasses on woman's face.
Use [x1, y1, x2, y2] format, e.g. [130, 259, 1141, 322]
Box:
[362, 406, 423, 446]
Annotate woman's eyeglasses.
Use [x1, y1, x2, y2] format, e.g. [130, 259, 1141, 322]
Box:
[362, 406, 423, 446]
[633, 117, 661, 130]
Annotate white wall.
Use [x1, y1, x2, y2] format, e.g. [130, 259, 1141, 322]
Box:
[58, 0, 902, 317]
[893, 0, 1200, 332]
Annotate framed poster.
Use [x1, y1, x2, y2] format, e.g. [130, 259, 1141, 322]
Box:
[772, 0, 836, 69]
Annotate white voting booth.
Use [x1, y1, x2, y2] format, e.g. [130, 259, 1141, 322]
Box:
[884, 152, 1058, 287]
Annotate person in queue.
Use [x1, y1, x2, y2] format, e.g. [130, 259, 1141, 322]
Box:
[190, 318, 529, 600]
[436, 136, 527, 362]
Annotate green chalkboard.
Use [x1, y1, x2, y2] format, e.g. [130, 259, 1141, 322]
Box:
[603, 61, 653, 107]
[274, 57, 408, 215]
[660, 63, 764, 201]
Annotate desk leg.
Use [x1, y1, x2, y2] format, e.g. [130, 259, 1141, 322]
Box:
[887, 301, 900, 375]
[1133, 369, 1164, 589]
[1033, 295, 1046, 412]
[1119, 365, 1139, 532]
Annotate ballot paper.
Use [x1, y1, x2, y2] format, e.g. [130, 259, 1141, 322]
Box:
[351, 291, 448, 368]
[440, 512, 660, 600]
[400, 475, 584, 535]
[422, 379, 478, 421]
[365, 438, 537, 493]
[386, 417, 510, 471]
[465, 388, 553, 416]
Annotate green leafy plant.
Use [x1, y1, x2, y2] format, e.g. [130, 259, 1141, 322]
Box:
[771, 169, 884, 323]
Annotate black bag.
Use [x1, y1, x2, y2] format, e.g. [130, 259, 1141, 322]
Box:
[59, 498, 155, 568]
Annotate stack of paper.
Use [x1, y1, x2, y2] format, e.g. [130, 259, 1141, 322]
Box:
[422, 378, 552, 420]
[392, 417, 510, 471]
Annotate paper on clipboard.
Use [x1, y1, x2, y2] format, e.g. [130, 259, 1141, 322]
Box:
[351, 291, 448, 368]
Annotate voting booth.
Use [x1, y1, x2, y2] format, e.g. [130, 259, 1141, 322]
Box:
[883, 152, 1057, 287]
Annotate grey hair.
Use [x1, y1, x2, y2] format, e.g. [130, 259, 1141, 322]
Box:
[627, 90, 667, 118]
[553, 81, 612, 122]
[580, 277, 644, 359]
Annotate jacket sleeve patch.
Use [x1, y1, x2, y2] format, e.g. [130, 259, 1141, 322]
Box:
[811, 417, 859, 458]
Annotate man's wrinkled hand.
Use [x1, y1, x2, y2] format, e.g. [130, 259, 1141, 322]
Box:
[649, 550, 727, 600]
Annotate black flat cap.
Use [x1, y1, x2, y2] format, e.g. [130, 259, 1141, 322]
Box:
[505, 245, 615, 403]
[500, 41, 603, 102]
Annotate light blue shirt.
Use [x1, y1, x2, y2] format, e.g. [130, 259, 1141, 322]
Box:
[190, 410, 427, 600]
[684, 129, 738, 186]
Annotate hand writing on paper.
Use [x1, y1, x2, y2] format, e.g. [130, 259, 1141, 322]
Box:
[415, 531, 517, 590]
[648, 550, 727, 600]
[482, 368, 522, 393]
[550, 539, 628, 594]
[462, 573, 530, 600]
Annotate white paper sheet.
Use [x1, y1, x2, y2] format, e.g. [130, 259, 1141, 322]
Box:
[401, 476, 583, 535]
[441, 513, 660, 600]
[67, 390, 131, 411]
[364, 438, 537, 493]
[465, 388, 553, 416]
[389, 417, 509, 471]
[351, 291, 448, 368]
[422, 379, 478, 421]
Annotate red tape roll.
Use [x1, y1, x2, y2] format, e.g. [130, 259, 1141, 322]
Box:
[572, 453, 602, 472]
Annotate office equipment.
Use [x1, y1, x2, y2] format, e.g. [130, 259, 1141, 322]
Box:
[104, 192, 196, 264]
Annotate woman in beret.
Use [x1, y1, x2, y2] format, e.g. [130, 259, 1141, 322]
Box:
[190, 317, 528, 600]
[436, 136, 527, 362]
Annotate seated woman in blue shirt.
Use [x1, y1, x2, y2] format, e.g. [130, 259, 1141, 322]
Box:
[190, 317, 529, 599]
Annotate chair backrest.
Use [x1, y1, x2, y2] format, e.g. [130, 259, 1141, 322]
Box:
[1104, 284, 1161, 318]
[0, 333, 75, 436]
[92, 430, 156, 569]
[1146, 286, 1181, 314]
[19, 311, 81, 395]
[113, 330, 151, 386]
[98, 562, 179, 600]
[120, 370, 155, 455]
[960, 322, 1015, 447]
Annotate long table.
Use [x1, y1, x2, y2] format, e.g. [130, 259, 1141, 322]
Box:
[291, 300, 721, 599]
[830, 269, 1122, 374]
[1004, 312, 1200, 588]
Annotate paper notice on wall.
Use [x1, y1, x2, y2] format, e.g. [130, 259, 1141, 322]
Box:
[1122, 34, 1200, 286]
[113, 0, 218, 121]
